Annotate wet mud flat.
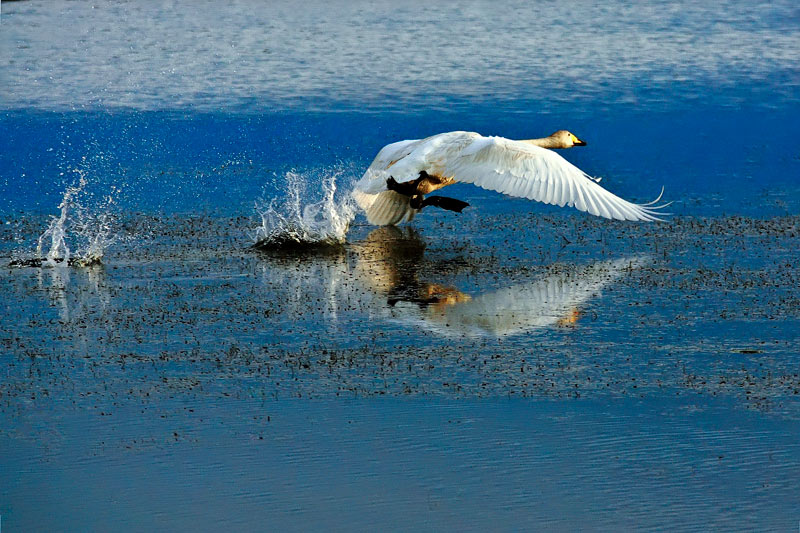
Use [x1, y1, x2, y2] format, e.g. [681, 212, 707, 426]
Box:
[1, 213, 799, 530]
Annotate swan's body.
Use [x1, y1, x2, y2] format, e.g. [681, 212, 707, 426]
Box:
[353, 130, 668, 226]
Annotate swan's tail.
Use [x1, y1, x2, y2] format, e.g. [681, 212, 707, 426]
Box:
[352, 189, 418, 226]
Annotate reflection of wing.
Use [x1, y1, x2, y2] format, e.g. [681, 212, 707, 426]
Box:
[392, 257, 647, 337]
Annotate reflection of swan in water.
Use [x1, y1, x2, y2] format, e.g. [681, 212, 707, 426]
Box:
[256, 227, 645, 337]
[353, 226, 472, 310]
[397, 258, 644, 337]
[33, 264, 110, 326]
[354, 227, 647, 337]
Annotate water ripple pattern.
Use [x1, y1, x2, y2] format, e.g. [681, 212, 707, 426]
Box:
[2, 0, 799, 112]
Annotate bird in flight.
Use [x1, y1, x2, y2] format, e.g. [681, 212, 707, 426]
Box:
[352, 130, 669, 226]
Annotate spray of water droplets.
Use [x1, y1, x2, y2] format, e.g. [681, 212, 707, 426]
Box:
[31, 167, 119, 267]
[254, 168, 356, 248]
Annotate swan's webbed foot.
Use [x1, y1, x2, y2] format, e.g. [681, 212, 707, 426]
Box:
[420, 195, 469, 213]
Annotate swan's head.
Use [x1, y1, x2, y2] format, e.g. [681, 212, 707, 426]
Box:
[551, 130, 587, 148]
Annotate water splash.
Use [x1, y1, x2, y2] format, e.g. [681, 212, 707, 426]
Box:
[27, 168, 118, 267]
[35, 171, 86, 266]
[254, 168, 356, 249]
[74, 206, 117, 266]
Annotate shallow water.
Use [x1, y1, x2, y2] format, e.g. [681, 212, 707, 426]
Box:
[2, 0, 800, 530]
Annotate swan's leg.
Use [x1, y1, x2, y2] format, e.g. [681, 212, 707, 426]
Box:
[386, 176, 419, 196]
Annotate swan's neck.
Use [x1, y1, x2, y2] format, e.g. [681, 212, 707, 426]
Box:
[521, 136, 560, 149]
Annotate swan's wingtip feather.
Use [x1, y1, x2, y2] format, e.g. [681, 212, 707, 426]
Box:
[641, 186, 665, 206]
[635, 186, 672, 221]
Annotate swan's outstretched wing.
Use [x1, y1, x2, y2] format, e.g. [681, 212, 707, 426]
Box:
[445, 136, 666, 222]
[352, 133, 473, 225]
[352, 138, 429, 225]
[369, 139, 425, 172]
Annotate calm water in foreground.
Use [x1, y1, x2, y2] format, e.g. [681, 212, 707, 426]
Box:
[1, 1, 799, 530]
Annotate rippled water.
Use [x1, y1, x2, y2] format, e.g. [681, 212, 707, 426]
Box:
[2, 0, 799, 112]
[1, 1, 799, 530]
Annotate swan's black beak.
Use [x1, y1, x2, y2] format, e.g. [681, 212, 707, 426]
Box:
[569, 133, 587, 146]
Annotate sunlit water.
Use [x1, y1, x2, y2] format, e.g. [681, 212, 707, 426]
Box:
[1, 0, 799, 530]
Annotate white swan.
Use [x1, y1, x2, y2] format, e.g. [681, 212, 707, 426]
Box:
[352, 130, 669, 226]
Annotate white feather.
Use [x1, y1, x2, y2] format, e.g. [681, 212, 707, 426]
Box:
[352, 189, 417, 226]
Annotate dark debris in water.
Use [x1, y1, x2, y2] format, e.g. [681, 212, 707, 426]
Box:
[8, 256, 103, 268]
[0, 213, 798, 417]
[252, 235, 345, 256]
